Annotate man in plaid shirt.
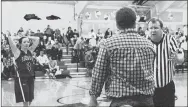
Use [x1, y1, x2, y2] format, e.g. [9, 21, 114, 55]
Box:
[89, 7, 156, 107]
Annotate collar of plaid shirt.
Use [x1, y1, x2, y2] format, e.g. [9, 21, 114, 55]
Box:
[119, 28, 137, 34]
[89, 28, 155, 98]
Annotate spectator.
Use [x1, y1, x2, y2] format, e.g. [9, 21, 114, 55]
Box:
[61, 67, 72, 78]
[88, 29, 96, 40]
[34, 30, 44, 41]
[138, 27, 145, 37]
[45, 40, 53, 56]
[73, 36, 85, 64]
[37, 51, 49, 75]
[48, 56, 60, 79]
[2, 54, 14, 80]
[74, 36, 85, 50]
[176, 28, 182, 36]
[104, 28, 112, 39]
[85, 50, 94, 77]
[44, 25, 54, 41]
[34, 41, 45, 56]
[50, 40, 59, 61]
[96, 29, 103, 43]
[17, 27, 24, 35]
[54, 29, 61, 42]
[71, 29, 79, 45]
[89, 35, 97, 48]
[163, 27, 169, 34]
[66, 27, 74, 45]
[73, 29, 79, 38]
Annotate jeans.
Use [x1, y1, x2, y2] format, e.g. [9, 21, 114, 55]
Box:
[110, 95, 154, 107]
[153, 81, 175, 107]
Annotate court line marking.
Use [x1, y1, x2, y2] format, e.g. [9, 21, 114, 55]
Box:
[55, 79, 106, 105]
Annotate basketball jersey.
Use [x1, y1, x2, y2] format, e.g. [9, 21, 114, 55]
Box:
[15, 50, 34, 77]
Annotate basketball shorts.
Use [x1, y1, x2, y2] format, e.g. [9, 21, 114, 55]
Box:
[14, 76, 34, 103]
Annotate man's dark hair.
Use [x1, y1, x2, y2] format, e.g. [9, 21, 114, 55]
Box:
[116, 7, 137, 29]
[148, 17, 163, 28]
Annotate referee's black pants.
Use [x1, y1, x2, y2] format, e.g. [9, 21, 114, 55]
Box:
[153, 80, 175, 107]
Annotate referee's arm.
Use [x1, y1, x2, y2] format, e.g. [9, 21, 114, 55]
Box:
[169, 35, 184, 64]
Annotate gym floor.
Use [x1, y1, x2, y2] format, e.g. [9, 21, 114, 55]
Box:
[1, 72, 187, 106]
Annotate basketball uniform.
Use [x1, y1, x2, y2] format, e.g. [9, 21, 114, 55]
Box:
[14, 50, 35, 103]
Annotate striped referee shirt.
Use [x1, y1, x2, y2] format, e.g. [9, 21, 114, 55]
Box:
[152, 33, 178, 88]
[89, 28, 156, 98]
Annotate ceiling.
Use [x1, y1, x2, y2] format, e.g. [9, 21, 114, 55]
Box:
[168, 1, 187, 9]
[86, 1, 153, 16]
[36, 1, 76, 5]
[33, 1, 186, 18]
[142, 1, 160, 7]
[87, 1, 132, 7]
[32, 1, 187, 9]
[86, 1, 186, 14]
[24, 1, 187, 13]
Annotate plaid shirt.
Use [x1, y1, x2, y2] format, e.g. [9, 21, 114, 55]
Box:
[89, 28, 156, 98]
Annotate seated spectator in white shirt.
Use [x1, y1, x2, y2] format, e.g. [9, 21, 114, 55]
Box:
[36, 51, 49, 75]
[89, 35, 97, 47]
[88, 29, 96, 39]
[74, 36, 85, 50]
[37, 51, 49, 65]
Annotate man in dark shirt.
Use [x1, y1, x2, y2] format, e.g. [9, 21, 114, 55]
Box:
[66, 27, 74, 45]
[44, 25, 54, 41]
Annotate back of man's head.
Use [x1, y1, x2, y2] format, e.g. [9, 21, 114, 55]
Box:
[116, 7, 137, 29]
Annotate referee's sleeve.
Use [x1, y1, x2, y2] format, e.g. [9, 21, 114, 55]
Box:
[169, 35, 178, 53]
[89, 41, 109, 98]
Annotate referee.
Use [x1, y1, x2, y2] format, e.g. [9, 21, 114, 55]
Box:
[148, 18, 184, 107]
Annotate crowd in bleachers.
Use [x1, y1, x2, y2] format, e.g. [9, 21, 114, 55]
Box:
[1, 25, 78, 79]
[1, 24, 187, 79]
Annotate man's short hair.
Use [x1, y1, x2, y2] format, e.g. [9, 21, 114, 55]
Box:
[116, 7, 137, 29]
[148, 17, 163, 28]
